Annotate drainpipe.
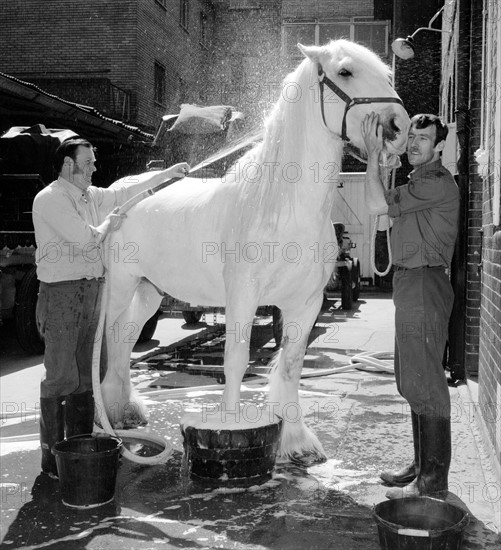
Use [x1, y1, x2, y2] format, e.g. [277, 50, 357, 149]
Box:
[448, 0, 471, 382]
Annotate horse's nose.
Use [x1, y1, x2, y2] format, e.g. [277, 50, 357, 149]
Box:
[382, 114, 400, 142]
[382, 110, 409, 142]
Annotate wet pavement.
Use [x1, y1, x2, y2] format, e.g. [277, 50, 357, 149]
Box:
[1, 294, 500, 549]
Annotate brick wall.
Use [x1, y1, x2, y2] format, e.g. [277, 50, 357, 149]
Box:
[204, 0, 374, 127]
[203, 2, 283, 124]
[0, 1, 137, 93]
[476, 2, 501, 467]
[281, 0, 373, 19]
[466, 5, 483, 375]
[0, 0, 213, 133]
[135, 0, 215, 131]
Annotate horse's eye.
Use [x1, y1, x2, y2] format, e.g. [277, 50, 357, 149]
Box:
[338, 69, 352, 78]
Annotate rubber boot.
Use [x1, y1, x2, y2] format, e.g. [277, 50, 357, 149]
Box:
[65, 391, 95, 438]
[380, 410, 419, 486]
[40, 397, 65, 478]
[386, 415, 451, 500]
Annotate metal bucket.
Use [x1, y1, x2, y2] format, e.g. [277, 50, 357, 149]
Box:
[373, 497, 469, 550]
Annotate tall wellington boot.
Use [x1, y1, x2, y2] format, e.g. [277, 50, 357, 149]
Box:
[380, 410, 419, 486]
[40, 396, 65, 478]
[386, 414, 451, 500]
[65, 391, 95, 438]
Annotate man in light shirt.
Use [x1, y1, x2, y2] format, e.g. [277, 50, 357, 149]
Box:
[33, 138, 189, 478]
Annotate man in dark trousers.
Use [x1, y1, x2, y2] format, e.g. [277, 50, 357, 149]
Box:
[362, 113, 459, 499]
[33, 137, 189, 478]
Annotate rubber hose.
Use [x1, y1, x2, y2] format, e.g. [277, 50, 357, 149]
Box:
[91, 243, 173, 465]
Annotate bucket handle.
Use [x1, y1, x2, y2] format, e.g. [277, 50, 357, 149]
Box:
[397, 528, 430, 537]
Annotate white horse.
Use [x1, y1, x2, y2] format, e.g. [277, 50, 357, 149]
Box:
[101, 40, 409, 461]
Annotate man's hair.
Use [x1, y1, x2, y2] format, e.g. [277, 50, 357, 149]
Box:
[54, 138, 94, 173]
[410, 114, 448, 146]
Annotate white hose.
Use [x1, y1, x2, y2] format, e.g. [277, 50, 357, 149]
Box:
[91, 248, 173, 465]
[299, 350, 394, 378]
[370, 152, 396, 278]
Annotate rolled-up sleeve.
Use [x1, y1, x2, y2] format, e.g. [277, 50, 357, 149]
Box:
[89, 186, 129, 215]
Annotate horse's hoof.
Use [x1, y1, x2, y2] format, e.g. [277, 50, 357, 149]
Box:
[122, 416, 148, 429]
[290, 451, 327, 468]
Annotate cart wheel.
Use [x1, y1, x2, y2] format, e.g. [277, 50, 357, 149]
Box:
[182, 311, 203, 325]
[272, 306, 283, 347]
[15, 266, 44, 355]
[352, 258, 361, 302]
[339, 265, 353, 310]
[137, 310, 160, 343]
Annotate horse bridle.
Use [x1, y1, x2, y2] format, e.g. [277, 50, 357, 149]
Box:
[317, 65, 404, 142]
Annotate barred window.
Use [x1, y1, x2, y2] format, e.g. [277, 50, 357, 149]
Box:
[230, 0, 262, 9]
[154, 62, 166, 105]
[282, 19, 390, 59]
[180, 0, 189, 30]
[200, 11, 208, 48]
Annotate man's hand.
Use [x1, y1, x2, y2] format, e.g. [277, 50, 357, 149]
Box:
[164, 162, 190, 179]
[107, 208, 127, 232]
[361, 113, 384, 160]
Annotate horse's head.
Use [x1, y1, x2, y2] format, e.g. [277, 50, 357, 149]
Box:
[299, 40, 410, 159]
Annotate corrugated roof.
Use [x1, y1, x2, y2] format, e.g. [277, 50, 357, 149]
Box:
[0, 71, 154, 142]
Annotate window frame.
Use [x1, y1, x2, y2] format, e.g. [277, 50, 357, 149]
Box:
[180, 0, 189, 32]
[154, 0, 167, 10]
[154, 61, 166, 107]
[281, 19, 390, 59]
[199, 10, 208, 49]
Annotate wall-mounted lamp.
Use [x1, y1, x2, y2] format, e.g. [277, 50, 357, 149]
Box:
[391, 6, 451, 60]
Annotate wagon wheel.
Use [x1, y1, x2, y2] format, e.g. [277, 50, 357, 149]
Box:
[137, 310, 160, 343]
[352, 258, 361, 302]
[182, 311, 203, 325]
[15, 266, 45, 355]
[339, 265, 353, 310]
[272, 306, 283, 348]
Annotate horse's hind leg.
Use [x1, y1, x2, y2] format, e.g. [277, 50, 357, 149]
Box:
[268, 293, 326, 463]
[101, 274, 162, 428]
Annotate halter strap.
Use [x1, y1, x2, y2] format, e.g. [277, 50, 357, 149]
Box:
[317, 66, 404, 142]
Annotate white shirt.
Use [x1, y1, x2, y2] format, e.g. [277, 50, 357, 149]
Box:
[33, 177, 129, 283]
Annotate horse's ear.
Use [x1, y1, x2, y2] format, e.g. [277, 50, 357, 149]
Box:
[297, 43, 323, 63]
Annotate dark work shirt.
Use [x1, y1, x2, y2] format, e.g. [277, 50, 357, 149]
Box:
[384, 160, 459, 268]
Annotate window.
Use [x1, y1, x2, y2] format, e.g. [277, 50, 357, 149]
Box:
[282, 19, 390, 58]
[154, 62, 166, 105]
[180, 0, 189, 30]
[230, 0, 262, 9]
[200, 11, 208, 48]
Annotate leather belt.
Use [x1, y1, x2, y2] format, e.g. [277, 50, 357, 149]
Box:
[393, 265, 445, 271]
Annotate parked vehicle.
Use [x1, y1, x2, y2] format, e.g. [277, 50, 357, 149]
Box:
[325, 222, 361, 310]
[0, 125, 79, 354]
[0, 125, 154, 353]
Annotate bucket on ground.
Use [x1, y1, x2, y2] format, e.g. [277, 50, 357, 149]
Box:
[52, 434, 122, 508]
[373, 497, 469, 550]
[181, 414, 282, 486]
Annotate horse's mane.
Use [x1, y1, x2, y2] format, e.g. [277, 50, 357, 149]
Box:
[226, 54, 340, 231]
[219, 39, 392, 232]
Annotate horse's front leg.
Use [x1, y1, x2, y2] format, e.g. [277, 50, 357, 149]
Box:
[221, 281, 259, 417]
[268, 292, 326, 463]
